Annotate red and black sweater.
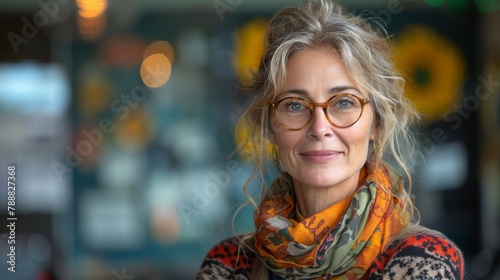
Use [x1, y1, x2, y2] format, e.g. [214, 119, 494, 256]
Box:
[197, 230, 464, 279]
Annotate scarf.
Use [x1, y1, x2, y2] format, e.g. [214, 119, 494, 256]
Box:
[254, 162, 410, 279]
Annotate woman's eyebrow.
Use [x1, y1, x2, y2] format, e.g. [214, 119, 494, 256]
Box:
[280, 85, 362, 96]
[328, 85, 361, 94]
[280, 89, 308, 96]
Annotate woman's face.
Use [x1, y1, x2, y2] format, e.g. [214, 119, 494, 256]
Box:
[270, 47, 377, 191]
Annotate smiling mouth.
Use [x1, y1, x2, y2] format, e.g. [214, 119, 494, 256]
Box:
[299, 151, 341, 163]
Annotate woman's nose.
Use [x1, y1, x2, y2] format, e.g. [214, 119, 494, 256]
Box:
[307, 107, 333, 139]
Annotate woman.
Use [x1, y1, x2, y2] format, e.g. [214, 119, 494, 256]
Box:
[198, 0, 465, 279]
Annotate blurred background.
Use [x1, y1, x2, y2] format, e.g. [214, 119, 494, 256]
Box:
[0, 0, 498, 279]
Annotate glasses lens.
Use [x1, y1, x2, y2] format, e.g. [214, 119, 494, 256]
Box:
[276, 98, 310, 129]
[327, 94, 363, 127]
[274, 94, 365, 130]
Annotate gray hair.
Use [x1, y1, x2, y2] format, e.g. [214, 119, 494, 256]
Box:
[236, 0, 420, 220]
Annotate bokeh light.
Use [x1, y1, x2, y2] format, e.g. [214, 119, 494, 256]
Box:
[76, 0, 108, 41]
[77, 13, 106, 42]
[27, 234, 52, 263]
[76, 0, 108, 19]
[77, 77, 112, 118]
[98, 34, 147, 67]
[144, 41, 176, 65]
[114, 109, 154, 150]
[233, 18, 268, 84]
[140, 53, 172, 88]
[150, 205, 181, 244]
[475, 0, 500, 13]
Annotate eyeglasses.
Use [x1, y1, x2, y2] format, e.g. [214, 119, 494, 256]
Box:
[270, 94, 370, 130]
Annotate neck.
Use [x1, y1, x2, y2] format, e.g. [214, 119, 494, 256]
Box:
[292, 173, 360, 218]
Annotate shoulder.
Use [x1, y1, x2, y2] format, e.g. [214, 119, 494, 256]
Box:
[369, 226, 465, 279]
[196, 236, 256, 280]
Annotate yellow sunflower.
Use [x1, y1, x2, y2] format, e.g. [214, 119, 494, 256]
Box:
[233, 18, 268, 85]
[393, 25, 466, 125]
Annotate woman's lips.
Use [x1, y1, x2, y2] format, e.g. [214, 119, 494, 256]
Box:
[299, 150, 341, 163]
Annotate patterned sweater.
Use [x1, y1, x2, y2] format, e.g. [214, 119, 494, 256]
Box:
[197, 229, 464, 279]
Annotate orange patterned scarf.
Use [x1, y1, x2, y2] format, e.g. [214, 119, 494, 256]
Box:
[254, 162, 410, 279]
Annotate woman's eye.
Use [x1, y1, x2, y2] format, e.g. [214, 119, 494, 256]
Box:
[286, 102, 306, 111]
[291, 103, 303, 110]
[336, 99, 353, 109]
